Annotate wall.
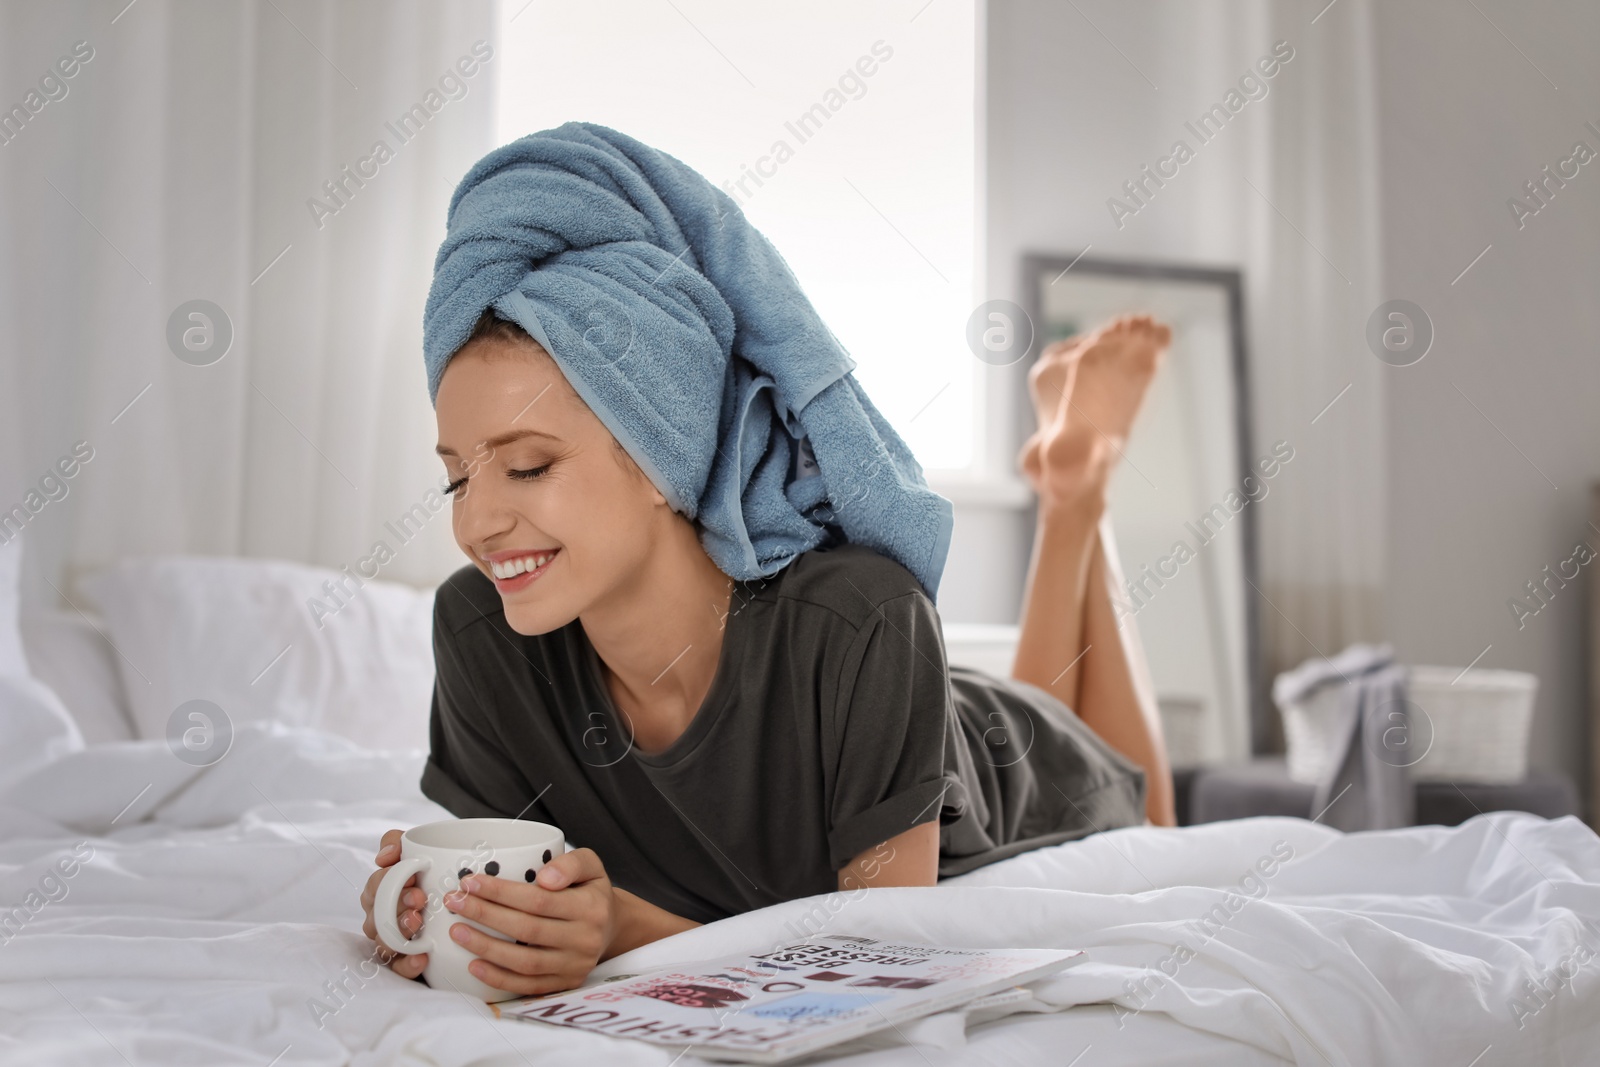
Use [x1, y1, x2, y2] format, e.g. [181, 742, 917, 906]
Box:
[974, 0, 1596, 805]
[1374, 0, 1600, 808]
[969, 0, 1391, 765]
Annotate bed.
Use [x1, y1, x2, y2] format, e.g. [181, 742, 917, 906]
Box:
[3, 549, 1599, 1066]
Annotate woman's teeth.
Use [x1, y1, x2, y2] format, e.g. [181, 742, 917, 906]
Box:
[490, 551, 557, 579]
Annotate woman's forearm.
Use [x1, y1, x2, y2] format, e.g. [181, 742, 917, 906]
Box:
[604, 886, 700, 959]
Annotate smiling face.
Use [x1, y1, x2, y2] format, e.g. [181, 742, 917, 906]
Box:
[434, 327, 672, 635]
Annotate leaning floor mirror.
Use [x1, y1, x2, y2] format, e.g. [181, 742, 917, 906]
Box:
[1021, 254, 1265, 767]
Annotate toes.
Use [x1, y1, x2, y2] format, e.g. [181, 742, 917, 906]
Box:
[1042, 334, 1087, 360]
[1017, 435, 1042, 486]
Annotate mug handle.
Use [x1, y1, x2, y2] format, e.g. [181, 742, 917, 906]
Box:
[374, 856, 434, 955]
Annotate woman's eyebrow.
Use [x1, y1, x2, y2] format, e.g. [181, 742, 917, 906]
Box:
[435, 428, 560, 457]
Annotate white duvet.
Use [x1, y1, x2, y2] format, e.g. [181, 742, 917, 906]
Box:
[1, 724, 1597, 1067]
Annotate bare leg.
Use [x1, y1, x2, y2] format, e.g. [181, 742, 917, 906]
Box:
[1011, 315, 1177, 826]
[1078, 517, 1175, 825]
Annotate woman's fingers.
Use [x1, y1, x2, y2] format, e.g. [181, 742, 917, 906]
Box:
[534, 847, 605, 890]
[374, 937, 427, 976]
[375, 828, 404, 866]
[360, 829, 432, 976]
[457, 871, 597, 923]
[362, 868, 426, 916]
[360, 839, 413, 914]
[459, 952, 582, 997]
[425, 849, 615, 991]
[360, 864, 384, 913]
[444, 884, 582, 948]
[447, 922, 568, 974]
[361, 841, 428, 954]
[389, 951, 428, 979]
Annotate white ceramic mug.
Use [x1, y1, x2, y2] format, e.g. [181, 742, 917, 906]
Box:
[374, 817, 566, 1002]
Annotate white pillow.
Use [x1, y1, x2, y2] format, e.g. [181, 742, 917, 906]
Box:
[0, 674, 86, 790]
[943, 622, 1020, 680]
[0, 534, 86, 788]
[21, 608, 137, 744]
[79, 556, 436, 752]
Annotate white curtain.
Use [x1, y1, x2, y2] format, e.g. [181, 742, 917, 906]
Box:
[983, 0, 1387, 755]
[1140, 1, 1388, 688]
[1236, 0, 1388, 680]
[3, 0, 1386, 707]
[0, 0, 495, 610]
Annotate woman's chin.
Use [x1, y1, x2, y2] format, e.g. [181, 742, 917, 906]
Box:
[503, 602, 572, 637]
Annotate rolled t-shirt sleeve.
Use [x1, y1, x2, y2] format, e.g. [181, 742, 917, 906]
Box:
[825, 590, 959, 870]
[419, 589, 526, 820]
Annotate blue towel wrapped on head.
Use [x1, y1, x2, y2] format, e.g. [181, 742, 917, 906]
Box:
[422, 122, 955, 600]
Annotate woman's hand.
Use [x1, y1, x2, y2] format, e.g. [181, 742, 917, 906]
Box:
[360, 828, 429, 979]
[442, 847, 619, 996]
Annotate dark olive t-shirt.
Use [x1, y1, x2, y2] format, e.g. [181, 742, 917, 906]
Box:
[420, 543, 1145, 925]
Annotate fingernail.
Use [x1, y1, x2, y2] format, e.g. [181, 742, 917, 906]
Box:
[461, 876, 479, 893]
[451, 923, 471, 944]
[377, 844, 398, 861]
[444, 892, 463, 910]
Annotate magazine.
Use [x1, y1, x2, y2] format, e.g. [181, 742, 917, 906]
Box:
[494, 935, 1085, 1064]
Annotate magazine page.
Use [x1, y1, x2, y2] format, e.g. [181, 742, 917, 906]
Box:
[496, 935, 1084, 1064]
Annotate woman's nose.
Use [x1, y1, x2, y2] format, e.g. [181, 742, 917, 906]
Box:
[452, 477, 516, 548]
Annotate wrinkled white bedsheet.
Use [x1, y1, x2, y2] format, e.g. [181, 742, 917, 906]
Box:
[0, 724, 1597, 1066]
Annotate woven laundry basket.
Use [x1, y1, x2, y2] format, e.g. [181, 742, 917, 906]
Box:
[1157, 695, 1207, 769]
[1280, 665, 1537, 785]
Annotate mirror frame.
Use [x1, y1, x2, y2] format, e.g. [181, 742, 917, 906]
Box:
[1020, 252, 1268, 756]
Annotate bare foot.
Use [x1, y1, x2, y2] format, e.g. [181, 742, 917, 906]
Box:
[1017, 334, 1086, 492]
[1021, 314, 1169, 508]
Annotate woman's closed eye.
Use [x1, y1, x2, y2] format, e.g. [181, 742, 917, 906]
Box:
[443, 464, 551, 496]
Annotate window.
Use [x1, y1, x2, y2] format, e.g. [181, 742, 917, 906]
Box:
[494, 0, 979, 471]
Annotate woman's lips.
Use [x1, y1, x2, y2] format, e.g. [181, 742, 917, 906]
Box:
[487, 549, 559, 593]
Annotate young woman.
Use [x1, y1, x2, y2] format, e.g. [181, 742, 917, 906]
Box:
[359, 124, 1175, 998]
